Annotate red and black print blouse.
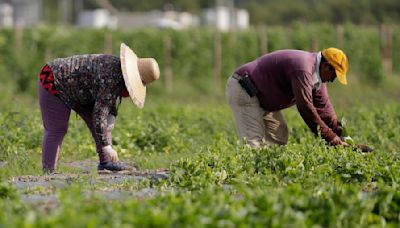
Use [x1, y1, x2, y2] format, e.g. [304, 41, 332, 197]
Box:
[46, 54, 128, 147]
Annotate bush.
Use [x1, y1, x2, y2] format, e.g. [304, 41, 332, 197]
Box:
[0, 24, 395, 96]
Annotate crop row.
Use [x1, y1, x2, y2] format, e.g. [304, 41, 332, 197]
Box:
[0, 101, 399, 226]
[0, 23, 399, 96]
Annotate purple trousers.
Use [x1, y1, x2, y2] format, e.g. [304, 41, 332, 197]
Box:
[38, 80, 110, 170]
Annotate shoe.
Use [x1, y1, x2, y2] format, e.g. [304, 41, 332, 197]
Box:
[97, 161, 130, 172]
[42, 167, 55, 175]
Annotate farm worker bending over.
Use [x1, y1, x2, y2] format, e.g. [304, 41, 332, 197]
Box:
[226, 47, 349, 148]
[38, 43, 160, 174]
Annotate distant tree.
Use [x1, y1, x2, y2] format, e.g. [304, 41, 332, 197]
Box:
[238, 0, 400, 25]
[107, 0, 214, 12]
[42, 0, 400, 25]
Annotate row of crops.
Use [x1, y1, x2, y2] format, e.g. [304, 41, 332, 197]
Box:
[0, 100, 399, 226]
[0, 23, 399, 96]
[0, 23, 399, 226]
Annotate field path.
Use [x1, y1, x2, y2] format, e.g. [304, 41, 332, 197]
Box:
[9, 160, 169, 211]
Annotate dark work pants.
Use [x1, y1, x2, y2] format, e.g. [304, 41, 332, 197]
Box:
[38, 80, 110, 170]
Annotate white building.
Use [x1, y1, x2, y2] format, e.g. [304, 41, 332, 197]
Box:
[235, 9, 249, 30]
[202, 6, 249, 31]
[0, 0, 42, 27]
[117, 10, 198, 30]
[77, 9, 117, 29]
[0, 3, 13, 27]
[77, 8, 198, 30]
[0, 1, 249, 30]
[10, 0, 41, 26]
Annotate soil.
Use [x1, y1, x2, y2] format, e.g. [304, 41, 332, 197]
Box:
[8, 160, 169, 210]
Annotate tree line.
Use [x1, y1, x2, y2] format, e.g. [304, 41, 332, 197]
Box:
[84, 0, 400, 25]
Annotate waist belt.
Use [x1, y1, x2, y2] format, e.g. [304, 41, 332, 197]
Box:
[232, 73, 242, 80]
[232, 73, 260, 97]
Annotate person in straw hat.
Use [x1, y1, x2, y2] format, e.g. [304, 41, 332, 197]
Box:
[226, 47, 351, 148]
[38, 43, 160, 174]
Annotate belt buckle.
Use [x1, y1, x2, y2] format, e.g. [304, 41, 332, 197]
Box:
[232, 73, 241, 80]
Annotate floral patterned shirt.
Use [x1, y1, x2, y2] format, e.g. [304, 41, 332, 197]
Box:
[48, 54, 125, 147]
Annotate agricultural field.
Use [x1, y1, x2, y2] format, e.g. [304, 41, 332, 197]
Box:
[0, 26, 400, 227]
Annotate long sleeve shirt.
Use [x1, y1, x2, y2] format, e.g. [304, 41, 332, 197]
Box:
[234, 50, 342, 142]
[48, 54, 125, 147]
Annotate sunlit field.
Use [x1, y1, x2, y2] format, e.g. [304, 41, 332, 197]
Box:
[0, 26, 399, 226]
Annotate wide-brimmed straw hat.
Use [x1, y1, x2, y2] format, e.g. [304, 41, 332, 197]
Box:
[120, 43, 160, 108]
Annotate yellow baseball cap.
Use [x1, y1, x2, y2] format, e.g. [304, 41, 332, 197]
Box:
[321, 47, 349, 85]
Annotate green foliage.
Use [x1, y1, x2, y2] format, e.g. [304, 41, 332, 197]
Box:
[0, 101, 399, 226]
[392, 28, 400, 73]
[0, 104, 42, 176]
[0, 182, 17, 200]
[342, 24, 384, 84]
[43, 0, 400, 25]
[0, 24, 396, 97]
[243, 0, 400, 25]
[0, 25, 399, 227]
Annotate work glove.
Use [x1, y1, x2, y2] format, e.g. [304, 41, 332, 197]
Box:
[102, 145, 119, 162]
[340, 136, 374, 153]
[353, 144, 374, 153]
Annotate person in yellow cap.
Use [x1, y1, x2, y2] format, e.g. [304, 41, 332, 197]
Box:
[226, 47, 349, 148]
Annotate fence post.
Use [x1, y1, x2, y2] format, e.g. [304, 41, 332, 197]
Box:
[163, 35, 173, 93]
[104, 30, 113, 55]
[14, 25, 22, 56]
[379, 25, 392, 76]
[310, 36, 318, 52]
[44, 47, 53, 62]
[214, 29, 222, 90]
[259, 26, 268, 55]
[336, 24, 344, 49]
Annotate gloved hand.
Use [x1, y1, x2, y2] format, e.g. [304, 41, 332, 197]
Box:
[340, 136, 374, 153]
[102, 145, 119, 162]
[354, 144, 374, 153]
[107, 114, 116, 131]
[340, 136, 354, 145]
[330, 135, 349, 147]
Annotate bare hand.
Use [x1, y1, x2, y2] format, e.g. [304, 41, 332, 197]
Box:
[331, 136, 349, 147]
[102, 145, 119, 162]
